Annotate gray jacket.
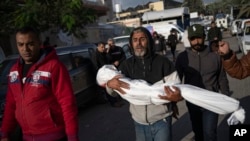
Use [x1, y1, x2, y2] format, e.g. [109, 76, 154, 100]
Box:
[175, 46, 230, 95]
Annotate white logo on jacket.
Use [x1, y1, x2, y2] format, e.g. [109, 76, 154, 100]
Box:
[9, 71, 18, 82]
[31, 71, 51, 86]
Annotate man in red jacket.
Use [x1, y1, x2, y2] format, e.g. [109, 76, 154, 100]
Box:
[1, 26, 79, 141]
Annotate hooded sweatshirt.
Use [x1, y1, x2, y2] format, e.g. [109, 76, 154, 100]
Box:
[118, 27, 176, 124]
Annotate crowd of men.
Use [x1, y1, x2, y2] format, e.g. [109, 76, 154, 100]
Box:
[0, 21, 249, 141]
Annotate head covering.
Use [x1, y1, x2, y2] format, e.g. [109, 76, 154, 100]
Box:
[170, 28, 175, 33]
[188, 24, 204, 38]
[129, 26, 154, 57]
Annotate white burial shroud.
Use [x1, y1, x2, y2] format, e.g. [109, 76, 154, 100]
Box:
[96, 65, 245, 125]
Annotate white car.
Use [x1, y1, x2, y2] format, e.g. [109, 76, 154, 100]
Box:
[230, 19, 242, 36]
[143, 24, 184, 42]
[113, 35, 130, 48]
[239, 25, 250, 55]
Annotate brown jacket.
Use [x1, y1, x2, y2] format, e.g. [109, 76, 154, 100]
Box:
[222, 52, 250, 79]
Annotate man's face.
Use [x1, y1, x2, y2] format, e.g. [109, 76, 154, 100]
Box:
[97, 44, 105, 53]
[16, 32, 41, 64]
[131, 31, 148, 57]
[107, 40, 115, 48]
[189, 36, 205, 51]
[211, 23, 216, 28]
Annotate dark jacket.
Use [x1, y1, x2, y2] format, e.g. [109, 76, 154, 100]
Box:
[94, 49, 110, 69]
[167, 34, 178, 47]
[153, 37, 165, 52]
[175, 46, 230, 95]
[118, 27, 176, 124]
[108, 46, 126, 66]
[222, 51, 250, 79]
[207, 27, 222, 41]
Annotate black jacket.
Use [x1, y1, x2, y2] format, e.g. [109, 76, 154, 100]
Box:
[94, 50, 110, 69]
[108, 46, 126, 66]
[207, 27, 222, 41]
[167, 34, 178, 47]
[119, 54, 175, 84]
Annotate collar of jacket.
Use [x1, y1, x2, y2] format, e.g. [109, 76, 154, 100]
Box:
[187, 45, 210, 57]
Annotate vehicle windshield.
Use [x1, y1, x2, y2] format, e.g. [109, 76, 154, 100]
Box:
[0, 59, 16, 85]
[215, 13, 225, 19]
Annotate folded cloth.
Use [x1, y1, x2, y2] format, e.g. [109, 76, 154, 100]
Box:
[96, 65, 245, 125]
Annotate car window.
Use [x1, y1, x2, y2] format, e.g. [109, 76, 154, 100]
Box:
[246, 27, 250, 35]
[73, 51, 90, 58]
[114, 37, 129, 44]
[0, 59, 16, 85]
[72, 54, 92, 68]
[58, 54, 73, 71]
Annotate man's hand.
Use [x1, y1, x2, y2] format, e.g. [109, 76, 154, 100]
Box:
[107, 75, 129, 94]
[159, 86, 183, 102]
[113, 61, 120, 67]
[218, 41, 230, 55]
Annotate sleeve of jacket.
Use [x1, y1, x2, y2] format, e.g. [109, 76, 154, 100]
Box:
[217, 57, 230, 95]
[175, 52, 185, 81]
[1, 82, 18, 138]
[51, 62, 79, 141]
[222, 52, 250, 79]
[119, 47, 126, 63]
[207, 29, 212, 41]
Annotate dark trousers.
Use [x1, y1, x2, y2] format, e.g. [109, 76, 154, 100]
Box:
[97, 86, 119, 106]
[186, 101, 218, 141]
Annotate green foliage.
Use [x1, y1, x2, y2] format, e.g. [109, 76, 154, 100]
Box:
[237, 0, 250, 18]
[0, 0, 96, 37]
[195, 0, 249, 17]
[183, 0, 204, 13]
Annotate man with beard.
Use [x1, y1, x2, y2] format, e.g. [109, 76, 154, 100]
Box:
[175, 24, 230, 141]
[105, 27, 183, 141]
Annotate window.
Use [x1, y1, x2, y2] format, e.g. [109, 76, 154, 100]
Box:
[0, 59, 16, 85]
[58, 54, 73, 71]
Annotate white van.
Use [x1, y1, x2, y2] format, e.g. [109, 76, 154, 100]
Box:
[215, 13, 228, 30]
[238, 19, 250, 35]
[143, 23, 184, 42]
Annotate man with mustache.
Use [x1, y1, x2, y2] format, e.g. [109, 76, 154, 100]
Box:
[175, 24, 230, 141]
[105, 27, 183, 141]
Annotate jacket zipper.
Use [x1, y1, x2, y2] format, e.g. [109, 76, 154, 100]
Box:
[141, 59, 149, 123]
[21, 67, 33, 133]
[198, 52, 201, 73]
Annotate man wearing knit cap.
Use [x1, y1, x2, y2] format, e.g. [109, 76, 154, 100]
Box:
[175, 24, 230, 141]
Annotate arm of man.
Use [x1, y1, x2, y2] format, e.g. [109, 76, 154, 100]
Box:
[118, 47, 126, 64]
[51, 62, 79, 141]
[217, 57, 230, 95]
[218, 41, 250, 79]
[106, 75, 130, 94]
[1, 86, 18, 140]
